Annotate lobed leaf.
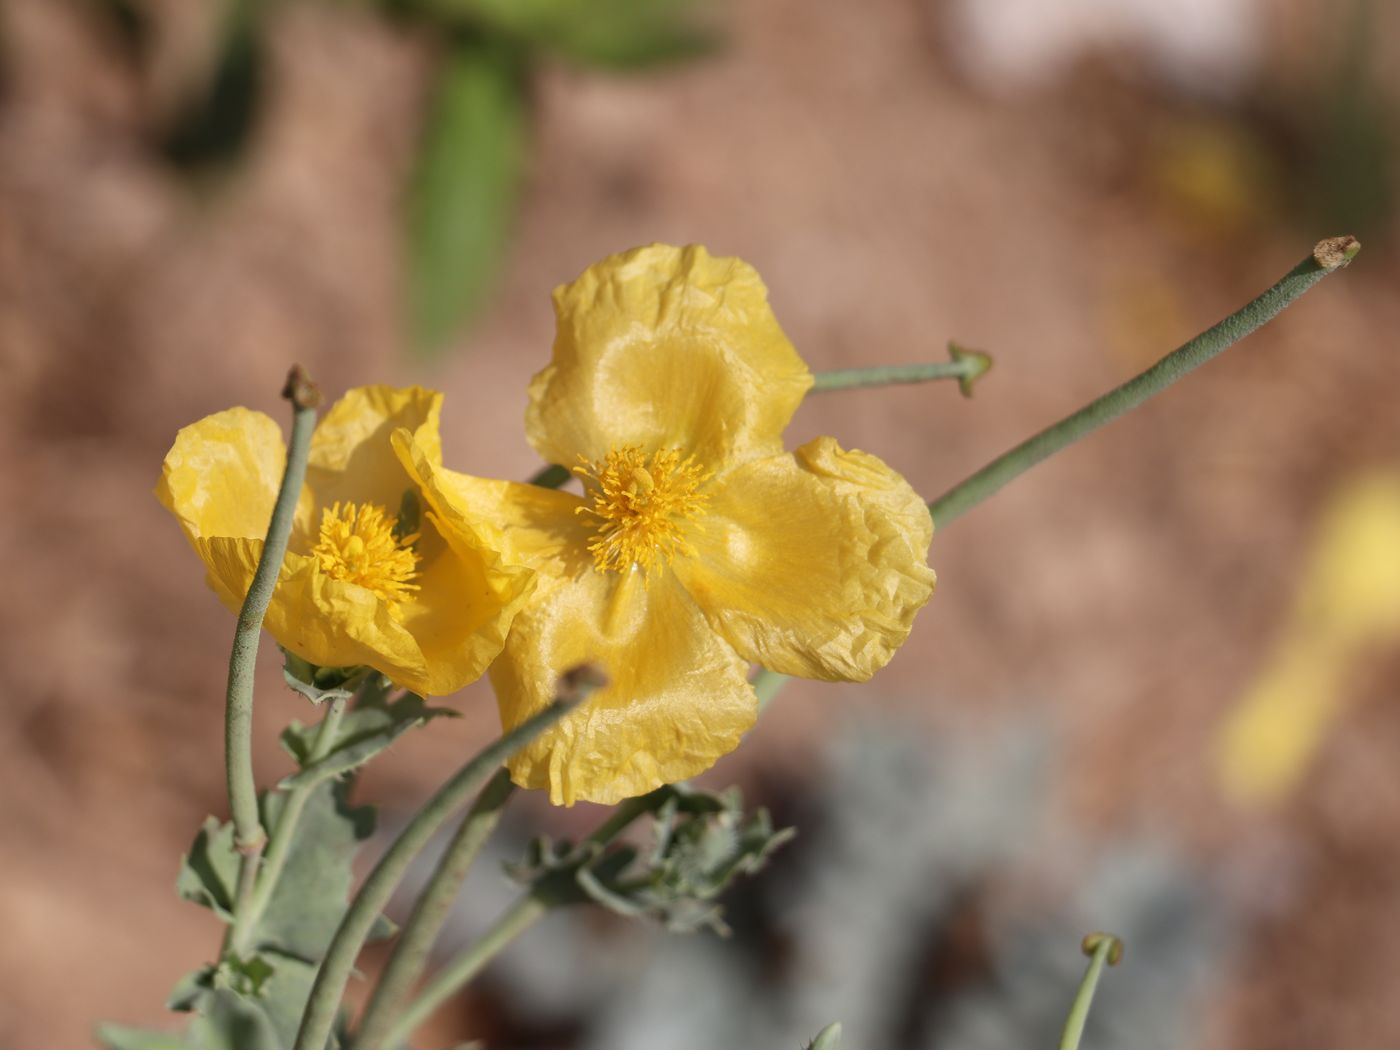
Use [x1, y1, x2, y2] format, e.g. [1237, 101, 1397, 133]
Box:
[176, 817, 239, 922]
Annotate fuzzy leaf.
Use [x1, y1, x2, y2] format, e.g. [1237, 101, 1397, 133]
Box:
[248, 951, 319, 1048]
[176, 817, 239, 922]
[407, 36, 526, 356]
[162, 4, 262, 172]
[167, 967, 216, 1012]
[187, 988, 279, 1050]
[282, 650, 369, 708]
[279, 693, 456, 789]
[255, 779, 376, 962]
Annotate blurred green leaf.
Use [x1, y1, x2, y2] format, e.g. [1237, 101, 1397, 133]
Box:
[176, 817, 239, 923]
[94, 1026, 191, 1050]
[407, 36, 527, 357]
[806, 1023, 844, 1050]
[163, 1, 264, 171]
[506, 785, 793, 933]
[424, 0, 717, 69]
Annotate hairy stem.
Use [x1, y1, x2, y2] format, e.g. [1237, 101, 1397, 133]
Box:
[351, 770, 515, 1050]
[929, 238, 1359, 527]
[292, 696, 588, 1050]
[224, 367, 320, 959]
[380, 788, 665, 1048]
[383, 894, 547, 1047]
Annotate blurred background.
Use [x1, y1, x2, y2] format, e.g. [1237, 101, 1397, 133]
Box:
[3, 0, 1400, 1046]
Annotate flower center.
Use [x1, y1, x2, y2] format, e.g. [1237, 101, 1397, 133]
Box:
[575, 446, 712, 574]
[312, 501, 421, 615]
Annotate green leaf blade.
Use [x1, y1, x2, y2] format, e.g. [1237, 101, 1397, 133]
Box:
[407, 37, 527, 357]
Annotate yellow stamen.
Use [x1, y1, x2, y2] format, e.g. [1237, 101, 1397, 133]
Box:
[574, 446, 711, 574]
[312, 501, 421, 616]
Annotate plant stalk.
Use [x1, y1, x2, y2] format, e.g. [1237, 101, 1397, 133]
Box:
[379, 787, 665, 1048]
[351, 770, 516, 1050]
[929, 238, 1359, 527]
[224, 366, 320, 959]
[291, 696, 588, 1050]
[1059, 934, 1123, 1050]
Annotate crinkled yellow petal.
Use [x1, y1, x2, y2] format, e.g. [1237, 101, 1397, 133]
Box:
[398, 456, 594, 579]
[528, 244, 813, 473]
[307, 386, 443, 521]
[392, 432, 541, 692]
[675, 436, 936, 681]
[490, 569, 757, 806]
[156, 407, 290, 543]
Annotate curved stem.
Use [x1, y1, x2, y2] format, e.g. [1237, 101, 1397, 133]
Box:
[1059, 934, 1123, 1050]
[292, 696, 587, 1050]
[929, 238, 1359, 527]
[224, 367, 320, 959]
[352, 770, 515, 1050]
[380, 788, 662, 1048]
[383, 895, 547, 1045]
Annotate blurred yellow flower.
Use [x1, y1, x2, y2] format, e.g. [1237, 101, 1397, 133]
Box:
[406, 244, 937, 805]
[157, 386, 533, 696]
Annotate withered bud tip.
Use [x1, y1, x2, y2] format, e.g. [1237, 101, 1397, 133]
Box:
[1313, 235, 1360, 270]
[559, 663, 609, 701]
[1080, 932, 1124, 966]
[282, 365, 323, 410]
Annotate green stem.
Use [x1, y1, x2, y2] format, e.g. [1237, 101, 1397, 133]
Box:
[1059, 934, 1123, 1050]
[352, 770, 516, 1050]
[229, 694, 349, 956]
[380, 788, 662, 1048]
[753, 668, 789, 713]
[291, 696, 588, 1050]
[929, 239, 1359, 527]
[810, 345, 991, 397]
[383, 895, 547, 1046]
[223, 367, 320, 958]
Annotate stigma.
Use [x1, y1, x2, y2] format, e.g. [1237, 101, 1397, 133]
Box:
[575, 446, 711, 574]
[312, 501, 421, 615]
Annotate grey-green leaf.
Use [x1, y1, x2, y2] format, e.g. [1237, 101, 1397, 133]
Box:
[407, 36, 526, 357]
[256, 779, 376, 962]
[187, 988, 280, 1050]
[279, 693, 456, 789]
[176, 817, 239, 922]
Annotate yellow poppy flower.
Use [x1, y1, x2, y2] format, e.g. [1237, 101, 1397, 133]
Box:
[405, 244, 936, 804]
[156, 386, 533, 696]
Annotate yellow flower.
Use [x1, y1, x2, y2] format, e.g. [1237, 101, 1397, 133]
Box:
[156, 386, 533, 696]
[407, 244, 936, 804]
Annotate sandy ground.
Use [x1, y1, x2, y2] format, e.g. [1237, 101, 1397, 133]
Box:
[3, 0, 1400, 1046]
